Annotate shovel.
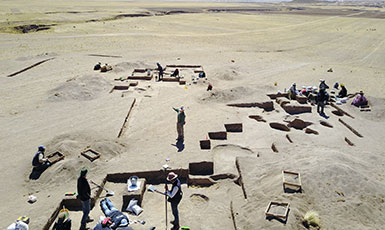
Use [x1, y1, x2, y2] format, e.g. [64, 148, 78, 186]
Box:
[90, 180, 115, 197]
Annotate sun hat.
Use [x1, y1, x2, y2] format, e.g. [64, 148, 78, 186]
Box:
[180, 106, 184, 111]
[167, 172, 178, 181]
[80, 167, 88, 177]
[38, 145, 45, 151]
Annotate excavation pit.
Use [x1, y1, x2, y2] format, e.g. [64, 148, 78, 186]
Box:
[269, 122, 290, 132]
[286, 118, 312, 130]
[189, 161, 214, 176]
[282, 104, 312, 114]
[128, 69, 153, 80]
[81, 149, 101, 162]
[227, 101, 274, 111]
[208, 131, 227, 140]
[224, 123, 243, 132]
[200, 140, 211, 150]
[286, 134, 293, 143]
[122, 178, 146, 211]
[320, 120, 333, 128]
[282, 170, 302, 192]
[271, 143, 279, 153]
[47, 151, 65, 165]
[332, 110, 343, 116]
[267, 92, 288, 100]
[109, 85, 129, 93]
[249, 115, 266, 122]
[305, 128, 319, 135]
[339, 118, 363, 138]
[265, 201, 290, 221]
[345, 137, 355, 146]
[296, 95, 308, 104]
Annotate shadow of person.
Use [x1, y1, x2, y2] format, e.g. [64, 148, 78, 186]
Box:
[29, 165, 50, 180]
[171, 139, 185, 152]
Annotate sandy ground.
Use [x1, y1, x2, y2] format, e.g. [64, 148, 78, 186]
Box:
[1, 0, 385, 229]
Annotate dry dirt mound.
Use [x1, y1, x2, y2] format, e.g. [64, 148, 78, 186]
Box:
[199, 86, 255, 103]
[212, 66, 240, 81]
[47, 74, 111, 102]
[25, 132, 126, 189]
[112, 61, 152, 73]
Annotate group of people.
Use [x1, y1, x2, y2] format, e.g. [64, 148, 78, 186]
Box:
[156, 63, 180, 81]
[287, 79, 368, 115]
[76, 168, 182, 230]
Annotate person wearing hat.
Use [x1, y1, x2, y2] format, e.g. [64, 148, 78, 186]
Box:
[99, 198, 132, 230]
[319, 79, 329, 90]
[53, 211, 71, 230]
[338, 83, 347, 98]
[157, 62, 164, 81]
[164, 172, 183, 230]
[288, 83, 297, 100]
[7, 216, 30, 230]
[173, 106, 186, 141]
[32, 145, 51, 172]
[77, 168, 93, 230]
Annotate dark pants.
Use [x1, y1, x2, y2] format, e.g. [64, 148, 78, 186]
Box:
[171, 200, 180, 227]
[158, 72, 163, 81]
[81, 199, 90, 226]
[317, 101, 325, 114]
[34, 162, 50, 172]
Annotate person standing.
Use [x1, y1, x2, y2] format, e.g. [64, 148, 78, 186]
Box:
[317, 88, 329, 115]
[32, 145, 50, 171]
[77, 168, 93, 230]
[157, 63, 164, 81]
[165, 172, 183, 230]
[173, 106, 186, 141]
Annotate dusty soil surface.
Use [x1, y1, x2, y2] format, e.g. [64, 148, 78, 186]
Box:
[1, 1, 385, 229]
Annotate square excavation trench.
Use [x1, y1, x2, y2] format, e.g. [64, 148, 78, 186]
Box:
[282, 171, 302, 192]
[224, 123, 243, 132]
[208, 131, 227, 140]
[265, 202, 290, 220]
[47, 151, 65, 165]
[129, 68, 153, 80]
[81, 149, 101, 162]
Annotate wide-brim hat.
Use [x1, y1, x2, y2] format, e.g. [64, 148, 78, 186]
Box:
[167, 172, 178, 181]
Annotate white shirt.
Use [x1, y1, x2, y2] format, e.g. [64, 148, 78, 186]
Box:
[7, 221, 29, 230]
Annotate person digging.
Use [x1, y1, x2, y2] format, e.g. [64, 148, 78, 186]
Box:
[164, 172, 183, 230]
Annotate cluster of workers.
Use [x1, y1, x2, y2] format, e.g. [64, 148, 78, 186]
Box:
[288, 79, 368, 115]
[17, 128, 185, 230]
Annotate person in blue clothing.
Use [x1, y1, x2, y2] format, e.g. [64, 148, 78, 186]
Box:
[164, 172, 183, 230]
[157, 63, 164, 81]
[317, 88, 329, 115]
[32, 145, 50, 171]
[99, 198, 131, 230]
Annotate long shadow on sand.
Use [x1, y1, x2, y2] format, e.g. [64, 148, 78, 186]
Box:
[29, 167, 49, 180]
[171, 139, 185, 152]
